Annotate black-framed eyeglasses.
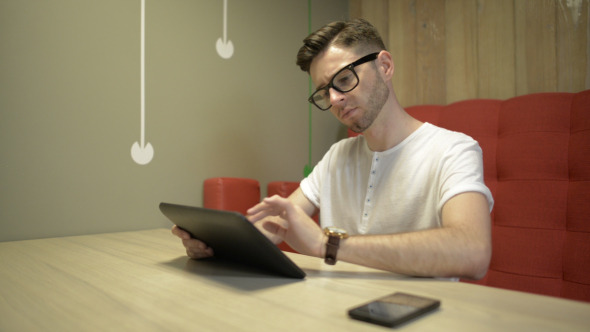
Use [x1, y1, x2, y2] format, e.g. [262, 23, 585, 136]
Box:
[308, 52, 379, 111]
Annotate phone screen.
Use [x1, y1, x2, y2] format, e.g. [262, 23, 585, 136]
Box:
[348, 292, 440, 327]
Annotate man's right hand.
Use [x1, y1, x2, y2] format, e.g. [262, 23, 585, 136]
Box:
[171, 225, 214, 259]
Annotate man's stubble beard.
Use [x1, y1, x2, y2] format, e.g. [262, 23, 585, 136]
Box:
[350, 75, 390, 133]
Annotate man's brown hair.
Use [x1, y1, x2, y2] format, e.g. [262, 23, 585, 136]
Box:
[296, 18, 387, 72]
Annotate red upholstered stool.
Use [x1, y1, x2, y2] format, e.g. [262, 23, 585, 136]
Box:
[203, 177, 260, 216]
[267, 181, 320, 253]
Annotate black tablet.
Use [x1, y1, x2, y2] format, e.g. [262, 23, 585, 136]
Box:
[160, 202, 306, 279]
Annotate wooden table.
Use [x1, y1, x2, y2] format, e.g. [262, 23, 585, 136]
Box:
[1, 229, 588, 331]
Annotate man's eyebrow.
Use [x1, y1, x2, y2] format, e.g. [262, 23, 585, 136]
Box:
[315, 66, 343, 91]
[315, 82, 329, 90]
[313, 75, 332, 91]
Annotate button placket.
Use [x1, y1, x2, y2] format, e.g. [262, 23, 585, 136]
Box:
[360, 153, 380, 233]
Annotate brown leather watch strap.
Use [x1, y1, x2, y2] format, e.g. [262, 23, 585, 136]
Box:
[324, 236, 341, 265]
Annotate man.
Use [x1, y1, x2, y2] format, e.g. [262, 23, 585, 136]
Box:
[173, 18, 493, 280]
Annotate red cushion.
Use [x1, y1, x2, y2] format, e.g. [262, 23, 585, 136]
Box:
[485, 270, 562, 297]
[406, 105, 443, 126]
[495, 181, 568, 229]
[203, 177, 260, 215]
[491, 226, 565, 279]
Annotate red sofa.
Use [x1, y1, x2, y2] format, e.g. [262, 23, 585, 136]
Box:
[203, 90, 590, 302]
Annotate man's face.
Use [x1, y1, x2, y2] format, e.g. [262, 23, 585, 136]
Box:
[309, 46, 389, 133]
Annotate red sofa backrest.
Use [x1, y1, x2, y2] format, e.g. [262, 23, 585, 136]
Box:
[399, 91, 590, 302]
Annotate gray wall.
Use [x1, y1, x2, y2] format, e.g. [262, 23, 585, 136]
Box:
[0, 0, 349, 241]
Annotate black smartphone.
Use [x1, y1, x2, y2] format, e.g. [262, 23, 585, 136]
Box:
[348, 292, 440, 328]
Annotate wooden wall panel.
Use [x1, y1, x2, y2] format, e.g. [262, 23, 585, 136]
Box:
[478, 0, 516, 100]
[515, 0, 558, 95]
[349, 0, 589, 106]
[349, 0, 390, 44]
[388, 0, 418, 107]
[446, 0, 478, 103]
[556, 0, 589, 92]
[415, 0, 447, 104]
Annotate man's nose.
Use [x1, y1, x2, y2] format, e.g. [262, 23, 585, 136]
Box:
[329, 87, 346, 107]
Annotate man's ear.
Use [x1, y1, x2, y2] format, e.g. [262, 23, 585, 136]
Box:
[377, 51, 394, 80]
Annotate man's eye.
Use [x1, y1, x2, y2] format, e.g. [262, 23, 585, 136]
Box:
[314, 89, 329, 101]
[335, 71, 354, 88]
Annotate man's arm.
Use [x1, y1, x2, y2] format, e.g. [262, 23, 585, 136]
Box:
[288, 187, 318, 216]
[335, 192, 491, 279]
[248, 191, 491, 279]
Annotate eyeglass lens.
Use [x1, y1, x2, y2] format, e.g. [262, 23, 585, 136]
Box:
[311, 68, 359, 110]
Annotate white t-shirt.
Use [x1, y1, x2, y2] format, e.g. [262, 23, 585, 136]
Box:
[300, 123, 494, 235]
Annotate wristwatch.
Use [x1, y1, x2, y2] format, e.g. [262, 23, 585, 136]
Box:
[324, 227, 349, 265]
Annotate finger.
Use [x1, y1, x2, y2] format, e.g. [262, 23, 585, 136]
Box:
[246, 200, 273, 218]
[254, 219, 287, 245]
[171, 225, 191, 240]
[247, 204, 279, 223]
[186, 247, 214, 259]
[263, 195, 295, 214]
[268, 216, 288, 230]
[247, 210, 276, 223]
[184, 238, 214, 259]
[247, 196, 289, 220]
[262, 220, 287, 234]
[245, 211, 263, 223]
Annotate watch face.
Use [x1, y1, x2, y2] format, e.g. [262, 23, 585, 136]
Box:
[325, 227, 348, 236]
